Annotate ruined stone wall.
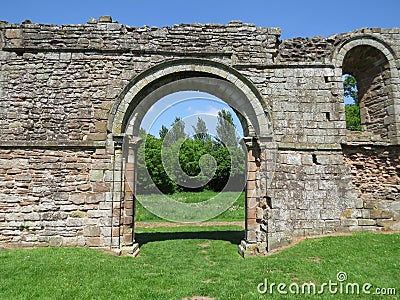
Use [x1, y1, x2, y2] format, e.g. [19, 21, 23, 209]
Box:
[0, 18, 399, 254]
[277, 28, 400, 63]
[266, 150, 356, 247]
[0, 20, 279, 143]
[0, 147, 114, 247]
[1, 20, 279, 63]
[343, 144, 400, 230]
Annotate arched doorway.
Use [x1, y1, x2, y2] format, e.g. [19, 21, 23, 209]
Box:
[107, 59, 276, 256]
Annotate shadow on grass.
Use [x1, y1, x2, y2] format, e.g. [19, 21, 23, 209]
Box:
[135, 230, 244, 246]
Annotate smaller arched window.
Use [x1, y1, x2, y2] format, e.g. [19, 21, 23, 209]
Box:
[341, 45, 392, 140]
[343, 74, 361, 131]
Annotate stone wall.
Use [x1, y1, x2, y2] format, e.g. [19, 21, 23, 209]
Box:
[277, 28, 400, 64]
[0, 17, 399, 255]
[0, 20, 279, 143]
[0, 147, 114, 247]
[343, 143, 400, 230]
[263, 150, 357, 249]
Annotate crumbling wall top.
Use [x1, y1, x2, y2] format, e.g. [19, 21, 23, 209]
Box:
[276, 27, 400, 65]
[0, 18, 281, 65]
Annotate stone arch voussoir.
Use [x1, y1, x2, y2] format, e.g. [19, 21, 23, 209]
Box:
[332, 34, 399, 70]
[107, 58, 272, 138]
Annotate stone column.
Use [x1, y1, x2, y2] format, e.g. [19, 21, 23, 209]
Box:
[238, 137, 268, 257]
[110, 134, 124, 251]
[110, 134, 141, 256]
[121, 135, 142, 256]
[389, 76, 400, 145]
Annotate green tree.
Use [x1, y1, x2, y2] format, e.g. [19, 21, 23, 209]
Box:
[136, 134, 176, 194]
[165, 117, 186, 145]
[216, 109, 238, 147]
[211, 110, 246, 191]
[343, 75, 358, 105]
[138, 112, 246, 194]
[192, 117, 210, 142]
[159, 125, 168, 139]
[345, 104, 362, 131]
[343, 74, 361, 131]
[139, 127, 147, 137]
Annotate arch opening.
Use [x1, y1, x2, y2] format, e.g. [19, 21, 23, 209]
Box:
[343, 74, 361, 131]
[342, 45, 392, 139]
[135, 90, 247, 198]
[124, 76, 263, 138]
[108, 60, 275, 257]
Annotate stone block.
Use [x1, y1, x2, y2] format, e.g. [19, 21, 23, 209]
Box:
[99, 202, 112, 210]
[66, 218, 84, 227]
[246, 180, 256, 191]
[49, 236, 63, 247]
[69, 194, 86, 205]
[87, 210, 105, 218]
[86, 133, 107, 141]
[101, 227, 112, 237]
[69, 211, 87, 218]
[376, 219, 392, 227]
[358, 219, 376, 226]
[92, 182, 111, 192]
[355, 198, 364, 209]
[104, 170, 113, 182]
[77, 184, 91, 191]
[389, 221, 400, 230]
[286, 153, 302, 165]
[246, 230, 257, 243]
[341, 218, 358, 227]
[246, 208, 257, 219]
[98, 16, 112, 23]
[62, 237, 79, 247]
[247, 171, 256, 181]
[83, 225, 101, 237]
[86, 193, 105, 204]
[86, 237, 101, 247]
[24, 213, 40, 221]
[89, 169, 104, 182]
[15, 174, 32, 182]
[247, 218, 259, 229]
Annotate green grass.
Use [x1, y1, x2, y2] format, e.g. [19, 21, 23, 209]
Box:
[135, 191, 245, 222]
[0, 227, 399, 299]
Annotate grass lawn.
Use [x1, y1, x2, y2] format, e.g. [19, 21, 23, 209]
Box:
[135, 191, 245, 222]
[0, 225, 399, 299]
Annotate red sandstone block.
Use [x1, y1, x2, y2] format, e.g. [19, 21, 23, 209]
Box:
[92, 182, 111, 192]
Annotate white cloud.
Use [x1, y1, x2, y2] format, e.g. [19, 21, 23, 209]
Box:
[194, 106, 220, 117]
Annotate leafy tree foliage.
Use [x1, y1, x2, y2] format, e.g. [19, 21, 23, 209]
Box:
[136, 134, 176, 194]
[139, 127, 147, 137]
[192, 117, 210, 142]
[216, 109, 239, 147]
[345, 104, 362, 131]
[343, 74, 361, 131]
[165, 117, 186, 145]
[159, 125, 168, 139]
[137, 111, 245, 194]
[343, 75, 358, 105]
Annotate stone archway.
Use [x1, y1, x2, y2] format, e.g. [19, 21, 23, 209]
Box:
[332, 35, 400, 144]
[107, 59, 276, 256]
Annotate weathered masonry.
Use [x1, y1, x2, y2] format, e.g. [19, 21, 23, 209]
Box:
[0, 17, 399, 256]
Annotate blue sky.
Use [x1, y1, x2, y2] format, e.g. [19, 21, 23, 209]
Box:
[2, 1, 398, 135]
[1, 0, 399, 39]
[141, 92, 243, 138]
